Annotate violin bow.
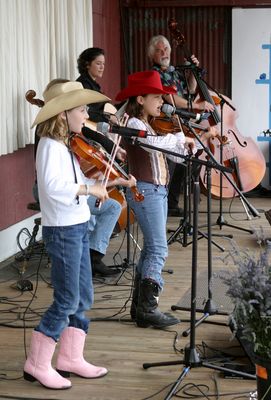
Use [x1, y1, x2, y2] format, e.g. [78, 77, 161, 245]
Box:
[98, 113, 127, 188]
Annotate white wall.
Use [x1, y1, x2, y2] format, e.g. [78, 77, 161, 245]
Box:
[232, 8, 271, 188]
[0, 214, 42, 263]
[0, 0, 93, 263]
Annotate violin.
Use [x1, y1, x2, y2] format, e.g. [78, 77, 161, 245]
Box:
[150, 112, 180, 135]
[168, 19, 266, 198]
[150, 108, 228, 152]
[25, 89, 144, 230]
[69, 134, 144, 202]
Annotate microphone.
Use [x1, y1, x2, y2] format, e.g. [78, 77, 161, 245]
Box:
[162, 104, 203, 122]
[96, 122, 148, 138]
[87, 110, 111, 123]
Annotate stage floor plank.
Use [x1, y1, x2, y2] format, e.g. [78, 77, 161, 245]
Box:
[0, 195, 269, 399]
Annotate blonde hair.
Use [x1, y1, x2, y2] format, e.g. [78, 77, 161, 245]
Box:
[36, 78, 70, 140]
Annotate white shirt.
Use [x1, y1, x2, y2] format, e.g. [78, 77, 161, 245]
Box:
[36, 137, 90, 227]
[127, 118, 187, 163]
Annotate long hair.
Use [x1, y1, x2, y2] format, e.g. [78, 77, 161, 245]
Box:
[36, 114, 68, 141]
[77, 47, 105, 75]
[125, 96, 145, 119]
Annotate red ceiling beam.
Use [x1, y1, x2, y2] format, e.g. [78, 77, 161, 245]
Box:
[121, 0, 271, 7]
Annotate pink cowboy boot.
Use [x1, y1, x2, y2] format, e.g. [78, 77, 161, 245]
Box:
[56, 327, 108, 378]
[24, 330, 71, 389]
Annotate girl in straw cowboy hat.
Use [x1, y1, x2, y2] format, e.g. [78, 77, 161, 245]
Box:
[115, 70, 197, 329]
[24, 79, 136, 389]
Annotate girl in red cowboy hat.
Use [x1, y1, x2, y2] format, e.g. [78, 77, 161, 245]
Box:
[115, 70, 197, 329]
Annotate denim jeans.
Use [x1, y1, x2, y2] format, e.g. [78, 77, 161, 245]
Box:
[36, 222, 92, 341]
[87, 195, 121, 255]
[126, 182, 168, 289]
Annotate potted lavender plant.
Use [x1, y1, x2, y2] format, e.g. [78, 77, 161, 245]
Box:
[220, 241, 271, 399]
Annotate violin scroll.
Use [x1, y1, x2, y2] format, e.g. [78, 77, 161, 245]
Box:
[25, 90, 44, 108]
[131, 188, 144, 202]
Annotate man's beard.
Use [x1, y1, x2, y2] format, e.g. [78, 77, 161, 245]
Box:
[160, 58, 170, 68]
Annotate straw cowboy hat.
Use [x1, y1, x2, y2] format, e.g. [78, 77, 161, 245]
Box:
[32, 81, 110, 127]
[115, 70, 176, 102]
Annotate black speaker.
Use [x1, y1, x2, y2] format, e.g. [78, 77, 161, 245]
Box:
[229, 322, 255, 366]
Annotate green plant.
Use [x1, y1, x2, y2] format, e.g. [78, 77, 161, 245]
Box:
[220, 241, 271, 360]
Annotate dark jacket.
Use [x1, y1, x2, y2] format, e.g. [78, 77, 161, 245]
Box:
[76, 73, 107, 122]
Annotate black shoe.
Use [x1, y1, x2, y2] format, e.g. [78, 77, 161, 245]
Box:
[90, 249, 121, 277]
[92, 260, 121, 277]
[136, 279, 180, 328]
[110, 232, 119, 239]
[168, 207, 184, 217]
[244, 184, 271, 198]
[130, 273, 141, 321]
[265, 210, 271, 226]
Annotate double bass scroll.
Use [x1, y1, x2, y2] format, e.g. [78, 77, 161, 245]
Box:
[168, 18, 266, 198]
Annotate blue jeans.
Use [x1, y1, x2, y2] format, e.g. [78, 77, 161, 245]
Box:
[87, 195, 121, 255]
[36, 222, 93, 341]
[126, 182, 168, 289]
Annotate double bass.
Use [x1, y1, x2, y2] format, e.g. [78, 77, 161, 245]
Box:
[168, 19, 266, 199]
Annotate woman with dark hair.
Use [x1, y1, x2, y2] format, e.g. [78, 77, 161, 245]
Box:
[76, 47, 107, 122]
[76, 48, 128, 277]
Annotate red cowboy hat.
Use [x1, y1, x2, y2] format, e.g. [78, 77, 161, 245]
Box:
[115, 70, 176, 102]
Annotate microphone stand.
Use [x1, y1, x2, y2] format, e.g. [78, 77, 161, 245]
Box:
[167, 155, 224, 252]
[167, 159, 191, 247]
[114, 201, 142, 285]
[137, 145, 255, 398]
[198, 77, 257, 234]
[166, 65, 195, 247]
[172, 121, 228, 333]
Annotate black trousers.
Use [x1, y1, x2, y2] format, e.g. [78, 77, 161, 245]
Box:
[167, 160, 185, 210]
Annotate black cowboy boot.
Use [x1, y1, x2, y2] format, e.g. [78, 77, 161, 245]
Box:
[136, 279, 180, 328]
[91, 250, 121, 277]
[130, 273, 141, 321]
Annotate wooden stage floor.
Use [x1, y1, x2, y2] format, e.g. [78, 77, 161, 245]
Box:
[0, 194, 270, 400]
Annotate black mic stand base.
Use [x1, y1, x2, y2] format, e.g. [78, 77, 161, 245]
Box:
[143, 344, 255, 400]
[180, 299, 219, 338]
[200, 213, 252, 238]
[216, 215, 253, 234]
